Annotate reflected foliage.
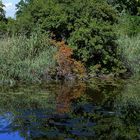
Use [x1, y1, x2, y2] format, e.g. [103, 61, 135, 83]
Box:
[0, 81, 139, 140]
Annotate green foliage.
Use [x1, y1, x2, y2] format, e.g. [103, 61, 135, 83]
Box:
[2, 0, 140, 81]
[108, 0, 140, 15]
[0, 21, 7, 37]
[115, 13, 140, 36]
[117, 34, 140, 75]
[15, 0, 123, 73]
[0, 17, 17, 37]
[0, 0, 5, 20]
[0, 32, 57, 85]
[0, 1, 7, 37]
[5, 18, 17, 35]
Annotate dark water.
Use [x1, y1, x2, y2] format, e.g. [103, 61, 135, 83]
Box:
[0, 80, 139, 140]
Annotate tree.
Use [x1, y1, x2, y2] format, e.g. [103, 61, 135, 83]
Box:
[15, 0, 123, 73]
[108, 0, 140, 15]
[0, 0, 7, 37]
[0, 0, 5, 21]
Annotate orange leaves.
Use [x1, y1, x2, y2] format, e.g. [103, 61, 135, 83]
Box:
[51, 40, 86, 80]
[73, 61, 85, 76]
[56, 82, 86, 113]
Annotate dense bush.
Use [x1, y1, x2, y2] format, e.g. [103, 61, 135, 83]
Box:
[0, 1, 7, 37]
[115, 14, 140, 36]
[14, 0, 124, 73]
[51, 40, 85, 80]
[1, 0, 140, 84]
[0, 1, 5, 21]
[108, 0, 140, 15]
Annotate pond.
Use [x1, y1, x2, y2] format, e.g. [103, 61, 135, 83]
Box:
[0, 80, 139, 140]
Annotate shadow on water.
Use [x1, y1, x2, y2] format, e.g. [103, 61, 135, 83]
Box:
[0, 80, 139, 140]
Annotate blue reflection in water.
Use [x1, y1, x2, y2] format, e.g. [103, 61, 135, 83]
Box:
[0, 113, 24, 140]
[0, 103, 97, 140]
[0, 133, 24, 140]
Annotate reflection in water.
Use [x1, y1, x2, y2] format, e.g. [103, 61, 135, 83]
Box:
[0, 81, 139, 140]
[56, 82, 86, 113]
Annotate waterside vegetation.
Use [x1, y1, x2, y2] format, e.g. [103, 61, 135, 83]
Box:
[0, 0, 140, 84]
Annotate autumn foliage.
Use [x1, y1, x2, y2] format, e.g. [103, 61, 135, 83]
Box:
[56, 82, 86, 113]
[51, 40, 85, 80]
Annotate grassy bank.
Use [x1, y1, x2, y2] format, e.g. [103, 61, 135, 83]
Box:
[1, 31, 140, 85]
[0, 33, 86, 85]
[0, 33, 57, 85]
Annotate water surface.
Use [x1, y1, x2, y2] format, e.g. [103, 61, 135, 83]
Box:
[0, 81, 139, 140]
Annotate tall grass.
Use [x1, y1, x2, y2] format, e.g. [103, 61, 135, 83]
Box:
[0, 33, 57, 85]
[117, 34, 140, 75]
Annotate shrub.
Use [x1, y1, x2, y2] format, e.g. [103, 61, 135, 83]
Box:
[51, 40, 85, 80]
[0, 32, 57, 85]
[108, 0, 140, 15]
[15, 0, 122, 73]
[116, 14, 140, 36]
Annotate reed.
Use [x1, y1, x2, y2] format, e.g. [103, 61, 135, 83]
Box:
[0, 33, 57, 85]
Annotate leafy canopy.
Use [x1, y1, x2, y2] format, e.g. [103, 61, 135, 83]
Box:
[15, 0, 123, 72]
[0, 0, 5, 21]
[108, 0, 140, 15]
